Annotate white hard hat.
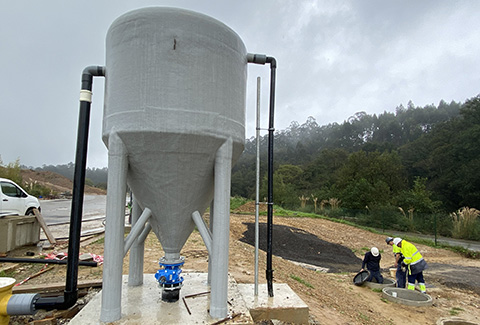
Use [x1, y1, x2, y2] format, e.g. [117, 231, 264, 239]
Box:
[371, 247, 379, 257]
[393, 238, 402, 246]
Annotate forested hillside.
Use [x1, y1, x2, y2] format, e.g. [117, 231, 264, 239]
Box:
[232, 97, 480, 239]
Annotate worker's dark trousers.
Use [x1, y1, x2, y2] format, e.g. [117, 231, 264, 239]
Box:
[367, 270, 383, 284]
[396, 265, 406, 288]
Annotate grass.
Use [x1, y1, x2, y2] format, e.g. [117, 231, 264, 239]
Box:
[449, 307, 464, 316]
[0, 270, 16, 277]
[290, 274, 314, 288]
[451, 207, 479, 239]
[358, 312, 370, 321]
[230, 196, 250, 210]
[91, 236, 105, 245]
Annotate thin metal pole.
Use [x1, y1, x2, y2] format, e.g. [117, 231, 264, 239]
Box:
[254, 76, 261, 296]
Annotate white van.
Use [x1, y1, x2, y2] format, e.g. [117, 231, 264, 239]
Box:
[0, 177, 41, 217]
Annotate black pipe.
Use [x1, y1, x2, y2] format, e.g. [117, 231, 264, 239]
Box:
[0, 257, 98, 267]
[35, 66, 105, 311]
[246, 53, 277, 297]
[265, 56, 276, 297]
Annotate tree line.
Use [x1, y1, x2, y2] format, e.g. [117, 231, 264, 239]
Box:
[232, 97, 480, 240]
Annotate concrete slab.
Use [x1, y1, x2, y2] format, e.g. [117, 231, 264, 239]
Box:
[70, 273, 253, 324]
[237, 283, 309, 324]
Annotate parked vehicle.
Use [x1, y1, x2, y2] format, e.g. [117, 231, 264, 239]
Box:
[0, 177, 41, 217]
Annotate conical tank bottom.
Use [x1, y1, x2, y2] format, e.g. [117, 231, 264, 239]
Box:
[125, 132, 224, 260]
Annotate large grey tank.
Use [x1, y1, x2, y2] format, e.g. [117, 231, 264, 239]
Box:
[103, 7, 246, 259]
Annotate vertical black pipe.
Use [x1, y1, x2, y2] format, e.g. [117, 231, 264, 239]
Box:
[35, 66, 105, 310]
[265, 57, 276, 297]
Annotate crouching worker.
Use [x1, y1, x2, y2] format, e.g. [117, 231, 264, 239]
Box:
[386, 236, 406, 288]
[393, 237, 428, 293]
[360, 247, 383, 284]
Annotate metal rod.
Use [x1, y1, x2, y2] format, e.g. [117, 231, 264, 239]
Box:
[254, 76, 261, 296]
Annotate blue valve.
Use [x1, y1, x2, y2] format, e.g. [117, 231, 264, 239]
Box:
[155, 261, 184, 286]
[155, 258, 185, 302]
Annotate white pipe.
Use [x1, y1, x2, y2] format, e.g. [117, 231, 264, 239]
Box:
[124, 207, 152, 257]
[254, 76, 261, 296]
[100, 132, 128, 322]
[209, 138, 233, 319]
[192, 211, 212, 255]
[128, 197, 143, 286]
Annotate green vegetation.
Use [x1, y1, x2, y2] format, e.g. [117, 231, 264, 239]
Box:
[230, 196, 249, 210]
[451, 207, 480, 240]
[92, 236, 105, 245]
[449, 307, 464, 316]
[290, 274, 314, 288]
[0, 270, 16, 278]
[358, 312, 370, 321]
[232, 97, 480, 240]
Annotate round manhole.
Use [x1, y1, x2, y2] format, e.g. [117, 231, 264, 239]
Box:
[382, 287, 432, 306]
[436, 318, 479, 325]
[364, 277, 396, 289]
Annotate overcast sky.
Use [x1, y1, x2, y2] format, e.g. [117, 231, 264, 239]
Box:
[1, 1, 479, 168]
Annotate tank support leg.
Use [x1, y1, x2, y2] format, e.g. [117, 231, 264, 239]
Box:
[128, 195, 145, 286]
[101, 132, 128, 322]
[208, 199, 214, 285]
[210, 138, 233, 319]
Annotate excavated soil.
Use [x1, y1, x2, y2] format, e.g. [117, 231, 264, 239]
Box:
[3, 202, 480, 324]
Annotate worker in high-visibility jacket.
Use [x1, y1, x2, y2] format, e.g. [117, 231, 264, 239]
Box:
[386, 236, 406, 288]
[393, 237, 428, 293]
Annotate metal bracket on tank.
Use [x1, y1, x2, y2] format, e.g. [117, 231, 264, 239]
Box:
[155, 256, 185, 302]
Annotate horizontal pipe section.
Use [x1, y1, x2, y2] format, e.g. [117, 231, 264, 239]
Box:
[0, 258, 97, 267]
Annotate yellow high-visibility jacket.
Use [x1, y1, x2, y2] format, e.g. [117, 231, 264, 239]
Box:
[400, 240, 423, 265]
[392, 244, 401, 255]
[400, 240, 427, 275]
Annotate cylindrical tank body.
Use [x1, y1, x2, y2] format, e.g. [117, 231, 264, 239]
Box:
[103, 7, 246, 260]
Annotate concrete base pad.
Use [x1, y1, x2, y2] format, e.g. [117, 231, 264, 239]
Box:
[70, 274, 308, 324]
[70, 273, 253, 324]
[237, 283, 309, 324]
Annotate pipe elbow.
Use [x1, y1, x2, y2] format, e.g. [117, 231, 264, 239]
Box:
[83, 66, 106, 77]
[266, 56, 277, 68]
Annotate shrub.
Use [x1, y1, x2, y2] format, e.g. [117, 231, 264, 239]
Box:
[451, 207, 480, 240]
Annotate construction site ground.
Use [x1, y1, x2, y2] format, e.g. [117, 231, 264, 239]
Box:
[2, 200, 480, 324]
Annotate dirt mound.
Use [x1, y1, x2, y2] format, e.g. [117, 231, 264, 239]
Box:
[240, 222, 361, 273]
[20, 169, 106, 195]
[232, 200, 268, 214]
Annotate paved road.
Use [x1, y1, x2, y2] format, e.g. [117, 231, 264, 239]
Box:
[378, 230, 480, 252]
[40, 195, 107, 225]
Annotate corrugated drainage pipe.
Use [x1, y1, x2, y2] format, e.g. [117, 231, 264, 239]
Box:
[34, 66, 105, 311]
[247, 53, 277, 297]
